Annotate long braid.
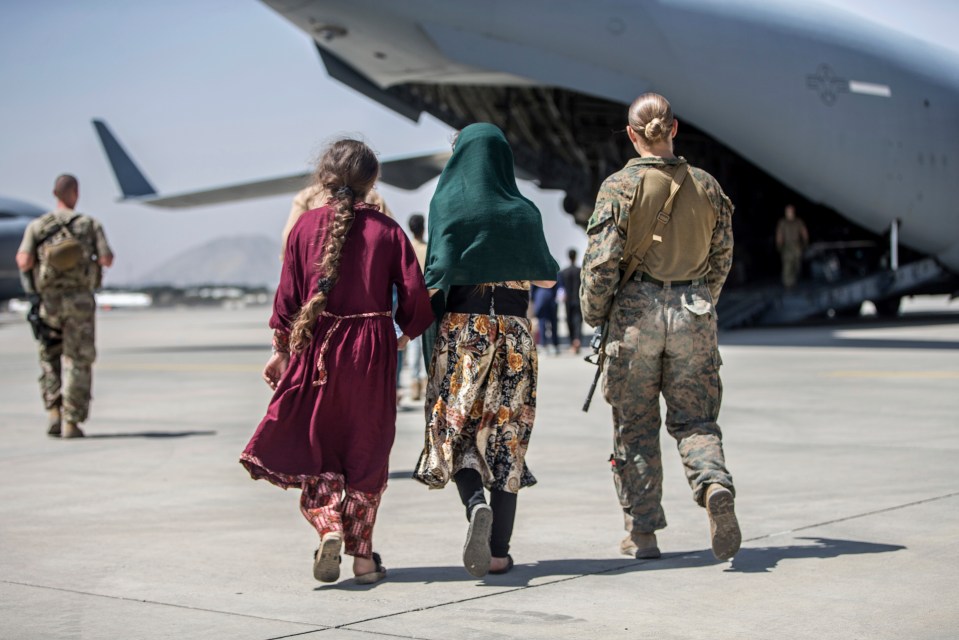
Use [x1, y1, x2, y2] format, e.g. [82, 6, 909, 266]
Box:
[287, 139, 378, 353]
[289, 189, 356, 352]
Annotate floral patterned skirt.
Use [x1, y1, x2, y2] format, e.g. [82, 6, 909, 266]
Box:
[413, 312, 538, 493]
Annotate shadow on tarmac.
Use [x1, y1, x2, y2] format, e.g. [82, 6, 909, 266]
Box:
[82, 430, 217, 439]
[312, 536, 904, 590]
[727, 536, 906, 573]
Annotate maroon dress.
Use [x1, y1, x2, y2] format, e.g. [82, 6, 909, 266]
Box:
[241, 205, 434, 494]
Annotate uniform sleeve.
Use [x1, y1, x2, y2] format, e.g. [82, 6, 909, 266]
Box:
[92, 220, 113, 259]
[706, 189, 734, 303]
[392, 227, 433, 339]
[18, 219, 40, 255]
[579, 178, 627, 327]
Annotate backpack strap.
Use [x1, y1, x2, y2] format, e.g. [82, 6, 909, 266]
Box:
[619, 162, 688, 291]
[36, 214, 82, 247]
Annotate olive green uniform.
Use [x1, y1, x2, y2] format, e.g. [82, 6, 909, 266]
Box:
[580, 156, 735, 536]
[19, 209, 113, 425]
[776, 217, 807, 288]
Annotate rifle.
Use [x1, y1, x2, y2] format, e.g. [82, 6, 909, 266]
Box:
[21, 271, 61, 348]
[581, 325, 606, 412]
[580, 162, 689, 413]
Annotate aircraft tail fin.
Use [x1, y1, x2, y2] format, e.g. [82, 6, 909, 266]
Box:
[92, 119, 157, 198]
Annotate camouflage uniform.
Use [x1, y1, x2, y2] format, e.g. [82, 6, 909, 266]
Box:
[19, 210, 112, 426]
[580, 156, 735, 536]
[776, 217, 807, 288]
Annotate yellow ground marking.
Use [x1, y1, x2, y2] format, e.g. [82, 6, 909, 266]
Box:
[823, 370, 959, 379]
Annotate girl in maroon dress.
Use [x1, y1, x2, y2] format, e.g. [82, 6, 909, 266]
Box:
[240, 139, 433, 584]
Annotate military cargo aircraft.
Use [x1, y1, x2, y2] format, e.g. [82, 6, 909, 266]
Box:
[82, 0, 957, 325]
[0, 197, 45, 300]
[252, 0, 958, 324]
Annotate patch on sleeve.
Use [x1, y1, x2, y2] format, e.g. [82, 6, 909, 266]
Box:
[587, 199, 616, 234]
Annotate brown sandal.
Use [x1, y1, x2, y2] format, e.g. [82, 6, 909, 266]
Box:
[354, 552, 387, 585]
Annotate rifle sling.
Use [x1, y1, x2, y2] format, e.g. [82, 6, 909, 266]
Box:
[597, 162, 689, 368]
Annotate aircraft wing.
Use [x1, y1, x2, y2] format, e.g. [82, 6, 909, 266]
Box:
[92, 119, 449, 209]
[123, 173, 315, 209]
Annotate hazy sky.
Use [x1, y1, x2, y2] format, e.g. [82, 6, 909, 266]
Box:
[0, 1, 586, 284]
[0, 1, 954, 285]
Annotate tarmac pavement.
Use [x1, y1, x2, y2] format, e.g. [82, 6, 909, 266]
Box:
[1, 304, 957, 639]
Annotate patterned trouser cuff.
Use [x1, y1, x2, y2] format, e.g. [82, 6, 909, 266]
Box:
[299, 474, 383, 558]
[342, 488, 383, 558]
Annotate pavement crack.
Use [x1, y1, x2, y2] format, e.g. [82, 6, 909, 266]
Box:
[744, 489, 959, 542]
[321, 490, 959, 636]
[9, 492, 955, 640]
[0, 580, 327, 631]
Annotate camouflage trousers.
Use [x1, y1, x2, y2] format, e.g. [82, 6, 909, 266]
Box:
[602, 280, 734, 534]
[37, 291, 97, 424]
[780, 245, 803, 288]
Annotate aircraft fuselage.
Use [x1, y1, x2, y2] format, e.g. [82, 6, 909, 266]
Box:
[265, 0, 959, 273]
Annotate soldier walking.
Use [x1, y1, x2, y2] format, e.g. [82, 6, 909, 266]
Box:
[776, 204, 809, 288]
[15, 175, 114, 438]
[580, 93, 741, 561]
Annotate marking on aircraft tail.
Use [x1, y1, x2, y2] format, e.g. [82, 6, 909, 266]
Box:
[848, 81, 892, 97]
[806, 64, 848, 106]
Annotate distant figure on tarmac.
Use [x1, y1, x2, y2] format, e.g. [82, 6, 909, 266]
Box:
[241, 140, 433, 585]
[558, 248, 583, 353]
[280, 184, 392, 260]
[405, 213, 428, 401]
[413, 123, 558, 577]
[16, 174, 113, 439]
[776, 204, 809, 289]
[580, 93, 741, 562]
[532, 281, 560, 355]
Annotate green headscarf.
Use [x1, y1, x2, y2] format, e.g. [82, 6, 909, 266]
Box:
[424, 122, 558, 294]
[422, 123, 559, 363]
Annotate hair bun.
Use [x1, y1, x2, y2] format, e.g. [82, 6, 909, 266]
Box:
[644, 118, 665, 140]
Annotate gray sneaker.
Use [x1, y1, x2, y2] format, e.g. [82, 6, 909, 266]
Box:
[463, 503, 493, 577]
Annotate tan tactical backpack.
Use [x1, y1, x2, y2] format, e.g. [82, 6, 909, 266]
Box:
[36, 214, 94, 292]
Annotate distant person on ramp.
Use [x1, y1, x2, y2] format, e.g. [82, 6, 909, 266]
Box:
[580, 93, 741, 561]
[16, 174, 114, 439]
[240, 140, 433, 585]
[412, 123, 558, 577]
[776, 204, 808, 289]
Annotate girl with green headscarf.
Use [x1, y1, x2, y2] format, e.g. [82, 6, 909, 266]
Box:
[413, 123, 558, 577]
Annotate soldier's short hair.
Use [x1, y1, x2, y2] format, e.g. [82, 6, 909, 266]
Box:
[53, 174, 78, 201]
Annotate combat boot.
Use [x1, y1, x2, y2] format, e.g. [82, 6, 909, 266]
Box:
[47, 408, 62, 437]
[705, 484, 741, 561]
[61, 421, 85, 439]
[620, 532, 661, 559]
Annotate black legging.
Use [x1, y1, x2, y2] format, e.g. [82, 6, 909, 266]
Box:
[454, 468, 517, 558]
